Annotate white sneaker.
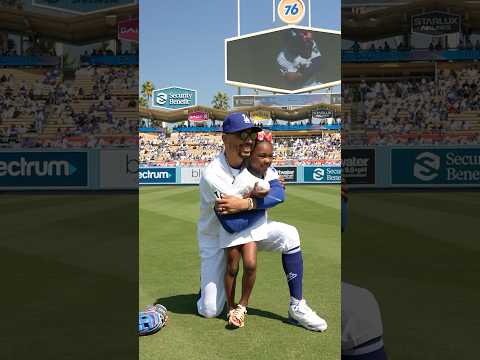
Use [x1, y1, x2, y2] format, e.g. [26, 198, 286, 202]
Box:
[288, 299, 328, 332]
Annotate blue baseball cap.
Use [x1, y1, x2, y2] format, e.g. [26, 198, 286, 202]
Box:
[222, 112, 262, 134]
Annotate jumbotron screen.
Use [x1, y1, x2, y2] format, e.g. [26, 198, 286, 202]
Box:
[225, 26, 340, 93]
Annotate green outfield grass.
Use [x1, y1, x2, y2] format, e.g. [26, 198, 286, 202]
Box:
[140, 185, 341, 360]
[343, 191, 480, 360]
[0, 193, 138, 358]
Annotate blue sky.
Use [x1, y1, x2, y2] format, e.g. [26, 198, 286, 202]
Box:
[140, 0, 340, 106]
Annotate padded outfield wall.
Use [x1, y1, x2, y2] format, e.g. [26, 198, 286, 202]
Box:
[2, 147, 478, 189]
[344, 146, 480, 188]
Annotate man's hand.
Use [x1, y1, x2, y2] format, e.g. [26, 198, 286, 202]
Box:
[215, 195, 249, 215]
[278, 176, 286, 189]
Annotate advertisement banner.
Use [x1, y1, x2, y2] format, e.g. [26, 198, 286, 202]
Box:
[0, 152, 88, 188]
[118, 18, 139, 42]
[391, 148, 480, 186]
[152, 87, 197, 110]
[139, 167, 176, 184]
[275, 166, 297, 183]
[100, 150, 138, 189]
[342, 148, 375, 185]
[277, 0, 306, 25]
[233, 93, 336, 108]
[233, 96, 255, 107]
[181, 167, 203, 184]
[250, 110, 271, 123]
[188, 111, 209, 122]
[312, 109, 334, 119]
[304, 166, 341, 183]
[412, 11, 461, 35]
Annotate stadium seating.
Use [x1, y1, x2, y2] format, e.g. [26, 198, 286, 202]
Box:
[342, 64, 480, 145]
[0, 65, 137, 147]
[140, 131, 340, 167]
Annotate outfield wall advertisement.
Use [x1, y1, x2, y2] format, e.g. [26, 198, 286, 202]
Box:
[276, 166, 298, 183]
[0, 151, 88, 189]
[343, 146, 480, 188]
[342, 148, 375, 185]
[99, 150, 138, 189]
[180, 167, 203, 184]
[391, 148, 480, 187]
[303, 166, 341, 183]
[140, 165, 340, 185]
[139, 167, 176, 185]
[5, 147, 479, 189]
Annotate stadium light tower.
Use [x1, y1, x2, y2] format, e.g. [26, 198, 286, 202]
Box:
[237, 0, 241, 36]
[308, 0, 311, 27]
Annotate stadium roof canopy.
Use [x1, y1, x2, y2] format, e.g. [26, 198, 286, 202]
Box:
[0, 5, 137, 44]
[139, 104, 341, 123]
[343, 0, 480, 41]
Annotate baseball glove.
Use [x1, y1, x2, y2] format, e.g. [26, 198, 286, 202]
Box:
[138, 304, 168, 336]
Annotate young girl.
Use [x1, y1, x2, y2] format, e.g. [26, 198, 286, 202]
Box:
[218, 138, 276, 328]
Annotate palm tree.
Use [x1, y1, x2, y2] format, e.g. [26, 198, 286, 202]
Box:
[138, 96, 148, 108]
[212, 91, 230, 111]
[141, 81, 155, 104]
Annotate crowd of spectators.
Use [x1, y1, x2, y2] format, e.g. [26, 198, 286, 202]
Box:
[273, 133, 341, 164]
[343, 65, 480, 145]
[0, 65, 138, 148]
[82, 48, 139, 57]
[139, 131, 341, 166]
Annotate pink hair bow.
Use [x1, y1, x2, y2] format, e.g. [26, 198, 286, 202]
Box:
[256, 131, 273, 143]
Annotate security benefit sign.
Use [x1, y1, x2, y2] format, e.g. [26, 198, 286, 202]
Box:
[391, 148, 480, 187]
[152, 87, 197, 110]
[139, 167, 176, 185]
[0, 151, 88, 188]
[275, 166, 297, 183]
[342, 149, 375, 185]
[412, 12, 461, 36]
[304, 166, 341, 183]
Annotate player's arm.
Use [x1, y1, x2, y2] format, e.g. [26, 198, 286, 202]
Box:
[253, 179, 285, 209]
[216, 178, 285, 214]
[215, 209, 266, 234]
[216, 178, 285, 233]
[215, 179, 283, 232]
[203, 170, 251, 213]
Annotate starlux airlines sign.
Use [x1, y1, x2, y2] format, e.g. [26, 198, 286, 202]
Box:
[412, 12, 461, 36]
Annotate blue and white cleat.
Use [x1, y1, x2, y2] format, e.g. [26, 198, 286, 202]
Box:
[288, 299, 328, 332]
